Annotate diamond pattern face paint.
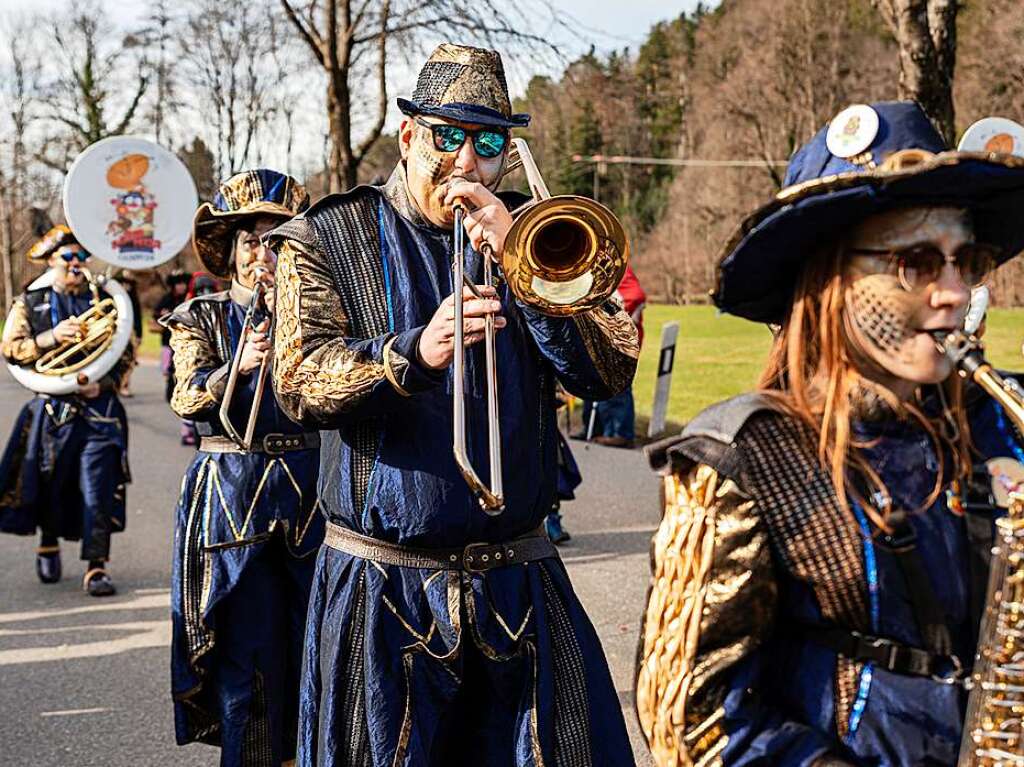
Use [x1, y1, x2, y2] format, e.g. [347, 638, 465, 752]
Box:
[848, 273, 918, 365]
[412, 128, 448, 185]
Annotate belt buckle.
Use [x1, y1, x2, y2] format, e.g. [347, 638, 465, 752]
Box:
[463, 542, 500, 572]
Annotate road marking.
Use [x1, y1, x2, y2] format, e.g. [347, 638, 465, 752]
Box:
[0, 620, 169, 665]
[572, 525, 658, 536]
[40, 707, 112, 717]
[0, 591, 169, 624]
[0, 620, 166, 637]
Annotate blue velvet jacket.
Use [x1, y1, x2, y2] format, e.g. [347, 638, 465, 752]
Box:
[638, 387, 1024, 767]
[268, 166, 639, 547]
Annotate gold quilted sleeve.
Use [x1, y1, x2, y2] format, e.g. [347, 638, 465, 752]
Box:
[168, 322, 224, 419]
[572, 301, 640, 395]
[637, 465, 776, 767]
[272, 238, 389, 426]
[1, 298, 45, 366]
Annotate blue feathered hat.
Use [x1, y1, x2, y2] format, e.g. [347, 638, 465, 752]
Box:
[714, 101, 1024, 324]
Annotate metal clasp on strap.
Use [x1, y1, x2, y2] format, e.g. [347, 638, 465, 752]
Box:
[261, 433, 318, 455]
[462, 542, 504, 573]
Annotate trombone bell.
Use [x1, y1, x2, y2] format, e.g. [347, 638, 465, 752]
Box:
[502, 195, 628, 315]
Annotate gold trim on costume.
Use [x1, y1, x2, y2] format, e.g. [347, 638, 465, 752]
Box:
[637, 465, 770, 767]
[382, 335, 412, 397]
[273, 239, 387, 422]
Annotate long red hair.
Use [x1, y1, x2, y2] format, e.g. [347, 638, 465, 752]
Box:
[757, 246, 971, 530]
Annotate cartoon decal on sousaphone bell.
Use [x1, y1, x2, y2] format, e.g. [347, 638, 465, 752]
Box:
[105, 153, 161, 256]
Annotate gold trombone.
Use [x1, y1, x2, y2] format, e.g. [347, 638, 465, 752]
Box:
[451, 138, 629, 514]
[219, 271, 272, 450]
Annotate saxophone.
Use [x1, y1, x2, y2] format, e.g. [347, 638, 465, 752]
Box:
[935, 329, 1024, 766]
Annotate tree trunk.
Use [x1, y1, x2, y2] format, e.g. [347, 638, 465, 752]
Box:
[876, 0, 958, 144]
[0, 193, 13, 314]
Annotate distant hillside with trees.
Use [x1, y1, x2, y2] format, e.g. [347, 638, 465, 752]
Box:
[514, 0, 1024, 305]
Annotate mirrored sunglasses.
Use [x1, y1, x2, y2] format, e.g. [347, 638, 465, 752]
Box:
[414, 116, 508, 159]
[849, 242, 1000, 291]
[56, 246, 91, 264]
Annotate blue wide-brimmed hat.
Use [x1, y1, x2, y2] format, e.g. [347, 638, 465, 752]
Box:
[714, 101, 1024, 324]
[397, 43, 530, 130]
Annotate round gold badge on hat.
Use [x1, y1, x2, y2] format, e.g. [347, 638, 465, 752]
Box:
[986, 457, 1024, 508]
[826, 104, 880, 159]
[959, 116, 1024, 157]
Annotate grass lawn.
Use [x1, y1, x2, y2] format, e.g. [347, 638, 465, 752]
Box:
[138, 303, 1024, 435]
[139, 312, 163, 359]
[632, 305, 1024, 432]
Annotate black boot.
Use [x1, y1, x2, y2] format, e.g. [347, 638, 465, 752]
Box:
[35, 546, 62, 584]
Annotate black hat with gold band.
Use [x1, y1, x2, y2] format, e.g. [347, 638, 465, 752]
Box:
[192, 169, 310, 279]
[397, 43, 530, 129]
[27, 225, 82, 262]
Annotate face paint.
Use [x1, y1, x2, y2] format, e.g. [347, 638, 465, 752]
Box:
[841, 206, 974, 395]
[412, 135, 447, 185]
[848, 273, 918, 364]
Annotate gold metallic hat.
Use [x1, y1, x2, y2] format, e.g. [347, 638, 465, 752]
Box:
[192, 169, 310, 278]
[396, 43, 530, 129]
[27, 225, 81, 262]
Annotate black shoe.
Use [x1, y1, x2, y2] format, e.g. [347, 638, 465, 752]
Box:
[35, 548, 61, 584]
[568, 431, 589, 441]
[83, 569, 116, 597]
[545, 513, 571, 545]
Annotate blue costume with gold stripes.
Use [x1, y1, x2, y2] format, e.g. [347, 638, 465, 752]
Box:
[268, 163, 640, 767]
[165, 282, 324, 766]
[0, 282, 130, 561]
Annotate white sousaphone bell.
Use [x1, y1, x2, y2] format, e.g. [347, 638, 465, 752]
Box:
[8, 136, 197, 395]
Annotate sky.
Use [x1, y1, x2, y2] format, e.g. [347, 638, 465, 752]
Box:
[0, 0, 713, 175]
[0, 0, 706, 63]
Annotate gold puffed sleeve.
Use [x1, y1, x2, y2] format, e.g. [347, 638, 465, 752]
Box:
[572, 301, 640, 395]
[637, 464, 776, 767]
[1, 298, 51, 365]
[272, 237, 393, 426]
[168, 322, 227, 419]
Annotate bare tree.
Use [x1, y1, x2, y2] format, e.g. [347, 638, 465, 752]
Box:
[133, 0, 180, 144]
[872, 0, 959, 143]
[0, 15, 46, 311]
[178, 0, 284, 179]
[279, 0, 561, 192]
[35, 0, 149, 170]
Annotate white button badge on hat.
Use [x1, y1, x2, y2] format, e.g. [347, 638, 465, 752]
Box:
[958, 116, 1024, 158]
[826, 104, 881, 159]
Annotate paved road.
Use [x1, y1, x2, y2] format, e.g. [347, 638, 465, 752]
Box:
[0, 362, 661, 766]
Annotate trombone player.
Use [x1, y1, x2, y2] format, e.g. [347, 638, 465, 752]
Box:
[269, 43, 639, 765]
[0, 225, 132, 597]
[163, 170, 324, 767]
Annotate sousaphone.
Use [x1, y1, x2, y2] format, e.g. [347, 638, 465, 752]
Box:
[8, 136, 197, 395]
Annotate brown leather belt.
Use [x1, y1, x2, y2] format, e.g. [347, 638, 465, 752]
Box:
[323, 522, 557, 573]
[200, 432, 321, 455]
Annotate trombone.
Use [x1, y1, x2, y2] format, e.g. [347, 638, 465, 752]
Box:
[219, 271, 272, 450]
[451, 138, 629, 514]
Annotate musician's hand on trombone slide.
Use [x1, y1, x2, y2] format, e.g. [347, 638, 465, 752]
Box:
[417, 284, 507, 370]
[238, 318, 271, 375]
[444, 181, 512, 258]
